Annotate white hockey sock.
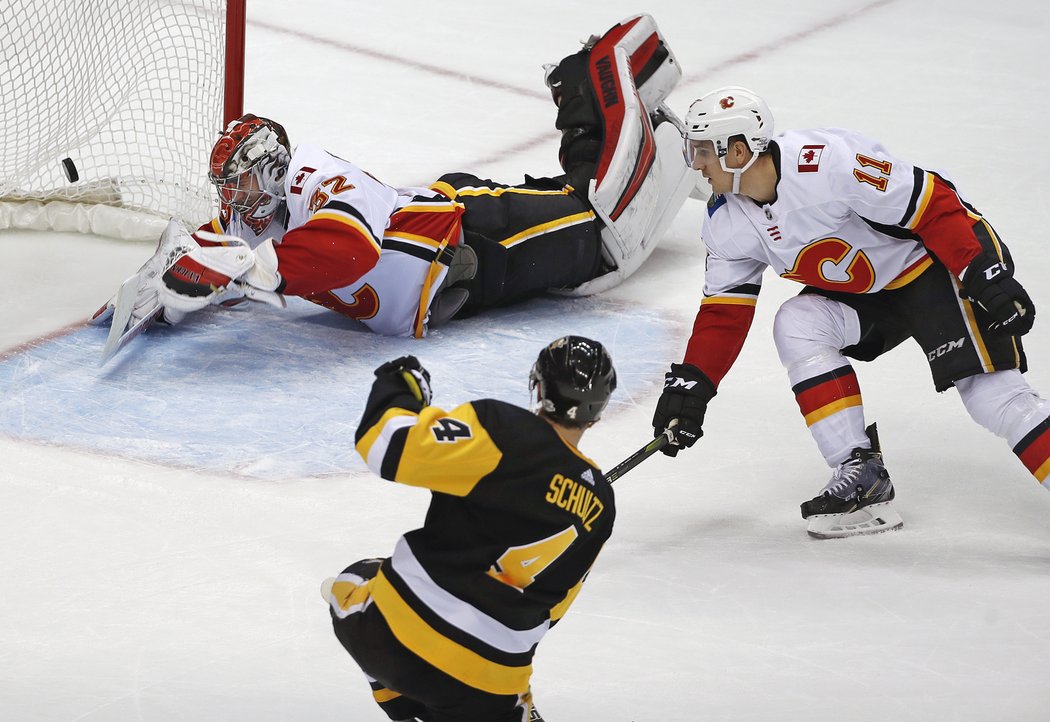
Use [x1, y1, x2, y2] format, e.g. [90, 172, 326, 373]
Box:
[774, 294, 869, 465]
[954, 370, 1050, 446]
[955, 370, 1050, 486]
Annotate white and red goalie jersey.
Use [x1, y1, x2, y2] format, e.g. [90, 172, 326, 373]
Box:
[686, 127, 986, 384]
[197, 144, 465, 337]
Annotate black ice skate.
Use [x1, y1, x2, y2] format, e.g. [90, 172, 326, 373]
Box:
[800, 424, 903, 539]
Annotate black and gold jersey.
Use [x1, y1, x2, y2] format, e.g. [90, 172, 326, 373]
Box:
[351, 376, 615, 696]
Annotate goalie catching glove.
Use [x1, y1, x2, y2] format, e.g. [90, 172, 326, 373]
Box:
[157, 231, 286, 321]
[959, 252, 1035, 336]
[652, 362, 716, 457]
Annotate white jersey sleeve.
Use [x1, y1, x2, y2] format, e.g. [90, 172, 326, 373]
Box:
[700, 194, 767, 298]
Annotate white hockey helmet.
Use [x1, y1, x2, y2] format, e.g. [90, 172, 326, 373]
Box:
[684, 87, 773, 192]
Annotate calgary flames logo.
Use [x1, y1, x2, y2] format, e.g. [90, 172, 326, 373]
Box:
[719, 96, 735, 110]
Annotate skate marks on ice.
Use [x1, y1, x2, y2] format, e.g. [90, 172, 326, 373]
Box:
[0, 295, 677, 480]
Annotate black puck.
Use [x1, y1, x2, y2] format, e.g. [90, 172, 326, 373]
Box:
[61, 157, 79, 182]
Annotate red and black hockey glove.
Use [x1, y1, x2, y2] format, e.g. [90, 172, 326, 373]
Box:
[960, 253, 1035, 336]
[652, 363, 716, 457]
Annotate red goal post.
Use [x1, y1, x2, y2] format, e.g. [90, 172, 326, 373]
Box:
[0, 0, 246, 240]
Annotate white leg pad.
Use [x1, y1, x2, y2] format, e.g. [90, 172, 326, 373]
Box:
[610, 13, 682, 110]
[562, 115, 695, 297]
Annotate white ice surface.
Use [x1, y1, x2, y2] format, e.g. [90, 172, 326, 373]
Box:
[3, 1, 1050, 720]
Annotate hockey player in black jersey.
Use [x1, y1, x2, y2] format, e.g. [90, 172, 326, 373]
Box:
[323, 336, 617, 722]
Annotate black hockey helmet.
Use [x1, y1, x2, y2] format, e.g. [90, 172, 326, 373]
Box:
[530, 336, 617, 427]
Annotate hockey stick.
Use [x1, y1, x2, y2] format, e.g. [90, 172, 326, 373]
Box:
[604, 429, 673, 483]
[100, 304, 163, 366]
[97, 272, 162, 366]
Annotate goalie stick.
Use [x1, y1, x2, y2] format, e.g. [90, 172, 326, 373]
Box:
[604, 428, 673, 483]
[91, 271, 163, 366]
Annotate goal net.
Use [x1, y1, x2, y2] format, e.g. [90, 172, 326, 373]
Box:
[0, 0, 244, 240]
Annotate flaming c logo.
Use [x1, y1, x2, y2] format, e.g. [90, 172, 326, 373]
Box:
[719, 96, 735, 110]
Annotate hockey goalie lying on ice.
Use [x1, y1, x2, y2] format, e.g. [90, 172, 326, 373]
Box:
[92, 13, 698, 364]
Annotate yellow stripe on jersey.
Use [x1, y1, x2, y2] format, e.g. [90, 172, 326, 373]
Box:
[413, 238, 451, 338]
[958, 296, 999, 373]
[429, 181, 459, 199]
[310, 210, 382, 255]
[394, 404, 503, 495]
[803, 395, 863, 427]
[370, 568, 532, 696]
[372, 688, 401, 704]
[549, 576, 586, 623]
[397, 202, 463, 213]
[883, 256, 933, 290]
[977, 217, 1006, 260]
[330, 579, 372, 612]
[430, 181, 573, 200]
[500, 211, 596, 248]
[903, 171, 935, 230]
[965, 219, 1022, 367]
[700, 296, 758, 307]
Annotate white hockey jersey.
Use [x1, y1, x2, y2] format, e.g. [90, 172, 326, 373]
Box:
[684, 127, 985, 385]
[700, 127, 964, 298]
[200, 144, 465, 337]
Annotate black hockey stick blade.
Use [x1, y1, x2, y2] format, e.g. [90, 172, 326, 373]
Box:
[604, 429, 673, 483]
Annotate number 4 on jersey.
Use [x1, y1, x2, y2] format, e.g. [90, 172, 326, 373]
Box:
[488, 526, 579, 590]
[431, 417, 473, 443]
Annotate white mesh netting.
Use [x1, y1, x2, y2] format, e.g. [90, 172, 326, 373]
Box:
[0, 0, 230, 235]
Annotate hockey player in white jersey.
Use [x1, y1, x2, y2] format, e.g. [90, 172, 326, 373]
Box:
[651, 86, 1049, 538]
[93, 14, 695, 353]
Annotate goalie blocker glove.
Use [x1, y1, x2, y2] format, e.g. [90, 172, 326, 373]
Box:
[960, 252, 1035, 336]
[157, 236, 285, 321]
[652, 362, 716, 457]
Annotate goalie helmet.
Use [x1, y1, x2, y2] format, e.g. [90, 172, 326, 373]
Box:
[209, 114, 291, 230]
[683, 87, 773, 191]
[530, 336, 617, 427]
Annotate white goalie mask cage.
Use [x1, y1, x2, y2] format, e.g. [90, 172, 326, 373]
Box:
[209, 115, 291, 222]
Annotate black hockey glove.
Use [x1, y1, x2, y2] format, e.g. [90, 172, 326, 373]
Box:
[960, 253, 1035, 336]
[652, 363, 716, 458]
[374, 356, 433, 406]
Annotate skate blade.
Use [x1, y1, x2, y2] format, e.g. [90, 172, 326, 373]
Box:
[806, 500, 903, 539]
